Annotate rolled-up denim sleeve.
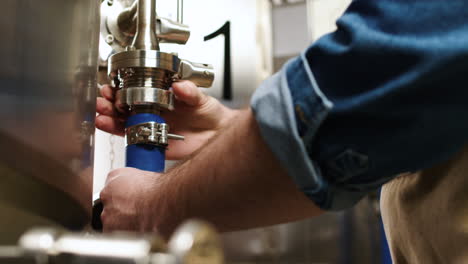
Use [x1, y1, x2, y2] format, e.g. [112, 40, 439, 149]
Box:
[251, 0, 468, 210]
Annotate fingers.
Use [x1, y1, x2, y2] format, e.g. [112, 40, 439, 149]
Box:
[100, 84, 115, 101]
[104, 167, 136, 185]
[99, 168, 160, 232]
[96, 115, 125, 136]
[96, 97, 118, 117]
[172, 81, 208, 107]
[98, 85, 128, 115]
[96, 95, 127, 136]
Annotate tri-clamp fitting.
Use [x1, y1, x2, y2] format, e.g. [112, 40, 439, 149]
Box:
[104, 0, 214, 148]
[126, 121, 184, 147]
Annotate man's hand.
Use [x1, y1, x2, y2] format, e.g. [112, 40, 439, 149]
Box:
[100, 167, 163, 233]
[96, 81, 238, 160]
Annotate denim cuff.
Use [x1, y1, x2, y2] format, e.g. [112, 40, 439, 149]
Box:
[251, 54, 336, 209]
[252, 52, 384, 210]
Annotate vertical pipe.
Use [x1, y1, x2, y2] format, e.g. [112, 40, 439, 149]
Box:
[127, 0, 165, 172]
[177, 0, 184, 24]
[131, 0, 159, 50]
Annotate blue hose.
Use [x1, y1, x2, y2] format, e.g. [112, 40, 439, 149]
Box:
[125, 113, 166, 173]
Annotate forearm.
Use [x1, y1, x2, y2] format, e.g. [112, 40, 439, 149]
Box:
[153, 109, 322, 236]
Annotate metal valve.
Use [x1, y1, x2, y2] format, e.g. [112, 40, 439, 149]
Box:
[103, 0, 215, 112]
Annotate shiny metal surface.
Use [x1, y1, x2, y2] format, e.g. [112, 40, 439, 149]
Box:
[125, 121, 184, 147]
[177, 0, 184, 24]
[105, 0, 213, 117]
[103, 0, 138, 50]
[117, 87, 175, 110]
[18, 228, 166, 263]
[0, 220, 223, 264]
[132, 0, 159, 50]
[0, 0, 100, 243]
[178, 60, 215, 88]
[158, 17, 190, 45]
[168, 220, 224, 264]
[109, 50, 181, 75]
[101, 0, 190, 54]
[222, 197, 382, 264]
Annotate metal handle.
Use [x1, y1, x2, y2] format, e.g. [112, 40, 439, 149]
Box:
[178, 60, 215, 88]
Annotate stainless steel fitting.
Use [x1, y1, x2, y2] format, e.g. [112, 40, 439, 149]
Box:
[126, 121, 184, 147]
[104, 0, 215, 113]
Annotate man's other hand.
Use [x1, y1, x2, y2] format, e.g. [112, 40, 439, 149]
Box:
[99, 167, 165, 234]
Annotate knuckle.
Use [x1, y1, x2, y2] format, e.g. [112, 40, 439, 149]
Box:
[100, 210, 107, 223]
[99, 190, 109, 203]
[106, 169, 121, 182]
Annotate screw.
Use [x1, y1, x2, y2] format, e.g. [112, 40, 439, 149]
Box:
[105, 34, 114, 45]
[107, 0, 114, 6]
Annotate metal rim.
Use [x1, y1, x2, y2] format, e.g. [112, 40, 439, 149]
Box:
[109, 50, 180, 76]
[117, 87, 174, 110]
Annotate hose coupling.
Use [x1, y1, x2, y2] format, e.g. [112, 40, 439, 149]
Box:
[126, 121, 184, 147]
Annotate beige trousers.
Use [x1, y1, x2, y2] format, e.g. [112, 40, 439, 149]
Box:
[381, 147, 468, 264]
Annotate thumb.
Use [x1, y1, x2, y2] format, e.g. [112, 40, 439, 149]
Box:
[172, 80, 208, 107]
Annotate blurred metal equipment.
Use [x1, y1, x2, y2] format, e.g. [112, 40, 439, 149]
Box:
[0, 0, 100, 244]
[0, 220, 224, 264]
[222, 196, 382, 264]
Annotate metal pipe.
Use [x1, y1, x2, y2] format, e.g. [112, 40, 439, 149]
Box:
[116, 0, 138, 36]
[131, 0, 159, 50]
[177, 0, 184, 24]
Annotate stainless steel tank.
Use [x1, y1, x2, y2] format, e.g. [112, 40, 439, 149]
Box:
[0, 0, 100, 244]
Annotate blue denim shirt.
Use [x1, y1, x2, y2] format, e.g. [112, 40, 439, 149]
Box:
[251, 0, 468, 210]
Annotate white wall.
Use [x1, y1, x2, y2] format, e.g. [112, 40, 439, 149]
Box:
[272, 3, 310, 57]
[272, 0, 352, 60]
[308, 0, 352, 41]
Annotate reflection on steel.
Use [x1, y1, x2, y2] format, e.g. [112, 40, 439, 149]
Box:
[0, 220, 224, 264]
[178, 60, 215, 88]
[169, 221, 224, 264]
[0, 0, 99, 244]
[158, 17, 190, 45]
[109, 50, 181, 76]
[117, 87, 175, 111]
[222, 197, 382, 263]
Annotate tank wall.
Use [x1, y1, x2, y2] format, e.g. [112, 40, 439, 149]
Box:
[0, 0, 100, 239]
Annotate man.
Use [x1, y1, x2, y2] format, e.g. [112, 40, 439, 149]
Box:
[97, 0, 468, 263]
